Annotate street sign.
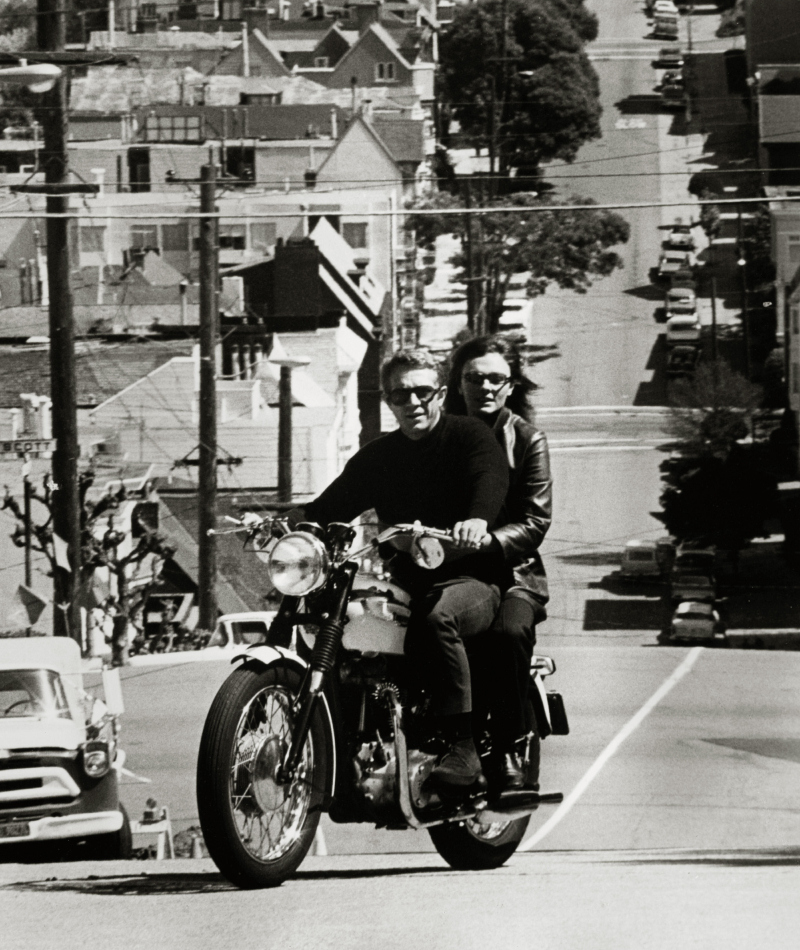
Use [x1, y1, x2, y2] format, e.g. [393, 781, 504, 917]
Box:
[0, 438, 55, 458]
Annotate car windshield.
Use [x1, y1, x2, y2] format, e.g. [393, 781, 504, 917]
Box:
[0, 669, 73, 720]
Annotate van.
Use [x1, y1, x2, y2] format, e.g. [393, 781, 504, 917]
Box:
[620, 537, 674, 578]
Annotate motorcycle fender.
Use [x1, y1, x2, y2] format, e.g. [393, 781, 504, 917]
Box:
[530, 671, 553, 739]
[232, 645, 337, 805]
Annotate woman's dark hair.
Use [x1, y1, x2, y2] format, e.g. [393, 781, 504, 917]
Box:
[444, 334, 537, 420]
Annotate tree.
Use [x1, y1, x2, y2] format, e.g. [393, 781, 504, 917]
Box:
[2, 471, 175, 665]
[439, 0, 602, 173]
[666, 358, 763, 459]
[654, 359, 777, 552]
[405, 191, 630, 332]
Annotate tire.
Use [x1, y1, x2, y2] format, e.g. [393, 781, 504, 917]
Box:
[197, 663, 331, 889]
[430, 702, 540, 871]
[74, 804, 133, 861]
[429, 813, 531, 871]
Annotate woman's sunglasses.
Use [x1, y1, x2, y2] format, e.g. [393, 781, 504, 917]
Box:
[462, 371, 510, 388]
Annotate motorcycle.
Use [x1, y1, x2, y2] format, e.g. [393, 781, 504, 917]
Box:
[196, 516, 568, 889]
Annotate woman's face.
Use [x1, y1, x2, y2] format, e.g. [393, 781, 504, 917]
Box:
[459, 352, 512, 418]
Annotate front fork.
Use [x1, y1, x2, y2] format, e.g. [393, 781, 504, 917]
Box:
[278, 561, 358, 783]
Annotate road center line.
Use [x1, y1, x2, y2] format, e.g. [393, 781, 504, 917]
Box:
[519, 646, 704, 851]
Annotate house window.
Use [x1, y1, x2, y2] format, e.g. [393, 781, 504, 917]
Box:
[792, 305, 800, 336]
[130, 225, 159, 251]
[162, 222, 189, 252]
[144, 114, 202, 143]
[794, 362, 800, 395]
[342, 222, 368, 249]
[79, 226, 105, 253]
[375, 62, 396, 81]
[314, 56, 329, 67]
[219, 224, 246, 250]
[788, 234, 800, 264]
[250, 222, 277, 253]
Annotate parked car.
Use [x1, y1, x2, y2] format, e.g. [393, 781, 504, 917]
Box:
[665, 286, 697, 315]
[658, 249, 695, 279]
[670, 571, 716, 603]
[668, 601, 726, 642]
[653, 12, 679, 39]
[620, 537, 674, 578]
[128, 611, 277, 666]
[666, 219, 694, 249]
[674, 541, 716, 574]
[666, 344, 700, 377]
[666, 314, 702, 346]
[661, 82, 686, 108]
[0, 637, 131, 857]
[657, 46, 685, 68]
[661, 71, 684, 90]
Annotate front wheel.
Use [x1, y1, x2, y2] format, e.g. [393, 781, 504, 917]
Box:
[197, 663, 331, 888]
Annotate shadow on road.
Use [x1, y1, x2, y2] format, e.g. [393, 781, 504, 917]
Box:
[605, 849, 800, 868]
[614, 94, 666, 115]
[583, 599, 663, 630]
[3, 873, 236, 896]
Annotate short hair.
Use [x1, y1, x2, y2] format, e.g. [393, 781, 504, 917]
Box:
[381, 348, 444, 393]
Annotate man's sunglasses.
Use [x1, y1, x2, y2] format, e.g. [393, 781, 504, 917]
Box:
[462, 371, 511, 388]
[385, 385, 443, 407]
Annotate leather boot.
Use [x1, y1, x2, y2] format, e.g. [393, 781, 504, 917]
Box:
[430, 737, 483, 788]
[500, 752, 525, 791]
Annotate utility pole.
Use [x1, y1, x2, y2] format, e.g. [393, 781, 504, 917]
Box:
[38, 0, 81, 642]
[198, 161, 219, 632]
[464, 180, 476, 331]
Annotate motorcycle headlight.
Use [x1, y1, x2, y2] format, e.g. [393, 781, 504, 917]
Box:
[83, 741, 111, 778]
[267, 531, 329, 596]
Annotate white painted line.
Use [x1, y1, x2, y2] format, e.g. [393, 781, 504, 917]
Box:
[120, 767, 153, 784]
[312, 825, 328, 856]
[549, 445, 658, 454]
[519, 646, 704, 851]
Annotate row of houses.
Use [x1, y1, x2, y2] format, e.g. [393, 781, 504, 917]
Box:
[0, 1, 444, 636]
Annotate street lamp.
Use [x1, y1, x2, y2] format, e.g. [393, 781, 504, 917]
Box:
[268, 356, 310, 503]
[0, 60, 61, 94]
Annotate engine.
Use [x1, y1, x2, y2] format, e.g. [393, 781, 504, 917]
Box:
[354, 739, 439, 824]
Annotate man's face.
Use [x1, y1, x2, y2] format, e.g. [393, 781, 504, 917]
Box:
[384, 367, 444, 440]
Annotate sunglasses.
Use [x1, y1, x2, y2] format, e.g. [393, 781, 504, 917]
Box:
[385, 386, 442, 407]
[462, 371, 511, 388]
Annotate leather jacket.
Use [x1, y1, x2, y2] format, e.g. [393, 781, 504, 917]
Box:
[490, 407, 553, 608]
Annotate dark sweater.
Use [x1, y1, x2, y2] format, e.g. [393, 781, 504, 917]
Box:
[292, 414, 510, 588]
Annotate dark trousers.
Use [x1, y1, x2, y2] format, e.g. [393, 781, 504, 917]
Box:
[471, 588, 542, 750]
[404, 577, 501, 717]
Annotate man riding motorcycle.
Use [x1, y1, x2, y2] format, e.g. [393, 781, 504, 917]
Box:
[286, 348, 512, 791]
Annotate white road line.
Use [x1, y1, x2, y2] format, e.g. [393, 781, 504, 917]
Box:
[519, 646, 704, 852]
[549, 444, 658, 454]
[120, 767, 153, 784]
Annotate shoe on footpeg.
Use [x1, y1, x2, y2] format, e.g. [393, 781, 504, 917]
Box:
[430, 737, 483, 789]
[501, 752, 525, 791]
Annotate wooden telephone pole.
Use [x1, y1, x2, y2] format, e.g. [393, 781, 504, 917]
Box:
[37, 0, 81, 641]
[197, 161, 219, 632]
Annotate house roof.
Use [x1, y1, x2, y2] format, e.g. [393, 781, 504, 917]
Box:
[0, 340, 196, 409]
[760, 95, 800, 143]
[371, 117, 425, 163]
[0, 302, 200, 340]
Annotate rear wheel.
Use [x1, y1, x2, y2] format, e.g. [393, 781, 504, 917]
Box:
[197, 663, 331, 889]
[430, 703, 540, 871]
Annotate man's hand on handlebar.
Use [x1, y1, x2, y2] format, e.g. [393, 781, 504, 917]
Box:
[451, 518, 492, 551]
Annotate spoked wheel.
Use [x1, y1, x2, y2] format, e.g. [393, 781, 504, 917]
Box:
[429, 702, 540, 871]
[197, 663, 331, 888]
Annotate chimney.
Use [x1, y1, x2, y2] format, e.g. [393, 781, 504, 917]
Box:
[353, 1, 381, 33]
[241, 23, 250, 78]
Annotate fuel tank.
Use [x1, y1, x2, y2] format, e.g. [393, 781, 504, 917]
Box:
[300, 576, 411, 656]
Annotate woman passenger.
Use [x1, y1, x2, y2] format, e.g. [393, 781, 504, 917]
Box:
[445, 334, 553, 790]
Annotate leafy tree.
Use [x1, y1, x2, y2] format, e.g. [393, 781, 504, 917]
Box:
[667, 358, 763, 459]
[405, 191, 630, 332]
[439, 0, 602, 172]
[740, 203, 776, 291]
[654, 359, 777, 552]
[2, 471, 175, 665]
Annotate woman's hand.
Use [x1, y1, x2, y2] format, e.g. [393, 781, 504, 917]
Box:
[452, 518, 491, 551]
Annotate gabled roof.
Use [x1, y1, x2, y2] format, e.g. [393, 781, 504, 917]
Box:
[0, 340, 196, 409]
[330, 21, 413, 79]
[372, 117, 425, 163]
